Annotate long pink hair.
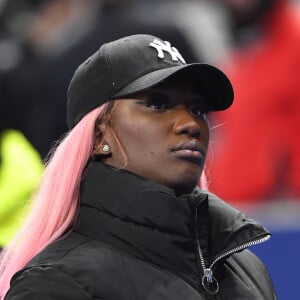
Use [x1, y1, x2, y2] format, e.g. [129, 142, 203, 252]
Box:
[0, 102, 208, 299]
[0, 105, 107, 299]
[199, 169, 208, 190]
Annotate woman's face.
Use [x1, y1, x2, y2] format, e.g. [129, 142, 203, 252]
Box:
[97, 78, 210, 195]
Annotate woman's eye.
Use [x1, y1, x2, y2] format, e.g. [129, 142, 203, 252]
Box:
[148, 102, 167, 110]
[136, 96, 171, 110]
[145, 99, 171, 110]
[189, 105, 206, 118]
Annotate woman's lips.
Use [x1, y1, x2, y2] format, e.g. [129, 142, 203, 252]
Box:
[171, 140, 205, 163]
[173, 149, 204, 159]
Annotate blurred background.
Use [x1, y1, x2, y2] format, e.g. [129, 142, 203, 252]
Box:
[1, 0, 300, 298]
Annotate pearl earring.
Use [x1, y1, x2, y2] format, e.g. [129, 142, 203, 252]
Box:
[102, 144, 111, 153]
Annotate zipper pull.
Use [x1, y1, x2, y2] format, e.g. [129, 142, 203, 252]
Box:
[201, 268, 219, 295]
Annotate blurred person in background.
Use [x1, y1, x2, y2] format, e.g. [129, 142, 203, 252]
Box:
[0, 0, 198, 158]
[0, 130, 42, 251]
[206, 0, 300, 203]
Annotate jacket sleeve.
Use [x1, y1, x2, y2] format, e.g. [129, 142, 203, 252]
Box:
[230, 250, 277, 300]
[4, 266, 92, 300]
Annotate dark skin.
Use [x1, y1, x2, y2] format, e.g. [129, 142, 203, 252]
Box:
[94, 78, 210, 195]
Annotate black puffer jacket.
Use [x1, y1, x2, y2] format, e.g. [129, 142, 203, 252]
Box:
[5, 162, 277, 299]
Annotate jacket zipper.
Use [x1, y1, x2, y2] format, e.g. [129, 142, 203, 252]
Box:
[195, 206, 271, 295]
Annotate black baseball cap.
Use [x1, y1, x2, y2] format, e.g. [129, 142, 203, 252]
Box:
[67, 34, 234, 128]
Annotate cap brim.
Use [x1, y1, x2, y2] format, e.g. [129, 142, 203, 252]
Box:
[113, 63, 234, 111]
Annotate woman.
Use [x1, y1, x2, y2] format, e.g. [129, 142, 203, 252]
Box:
[0, 34, 276, 299]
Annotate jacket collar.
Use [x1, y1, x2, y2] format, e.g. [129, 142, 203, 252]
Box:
[76, 161, 269, 280]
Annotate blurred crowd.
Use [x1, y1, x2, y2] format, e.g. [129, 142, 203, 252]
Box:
[1, 0, 300, 244]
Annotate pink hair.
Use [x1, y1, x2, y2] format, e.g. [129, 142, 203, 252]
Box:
[199, 171, 208, 190]
[0, 105, 107, 299]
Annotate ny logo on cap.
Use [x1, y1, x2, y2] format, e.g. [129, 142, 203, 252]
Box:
[149, 39, 186, 64]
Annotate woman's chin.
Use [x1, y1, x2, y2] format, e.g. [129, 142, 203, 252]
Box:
[167, 176, 200, 196]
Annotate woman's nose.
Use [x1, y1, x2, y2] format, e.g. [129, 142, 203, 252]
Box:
[173, 107, 201, 137]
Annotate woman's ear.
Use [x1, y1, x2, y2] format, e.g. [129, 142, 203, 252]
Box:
[93, 123, 112, 156]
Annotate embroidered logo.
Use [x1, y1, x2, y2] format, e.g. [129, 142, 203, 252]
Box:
[149, 39, 186, 64]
